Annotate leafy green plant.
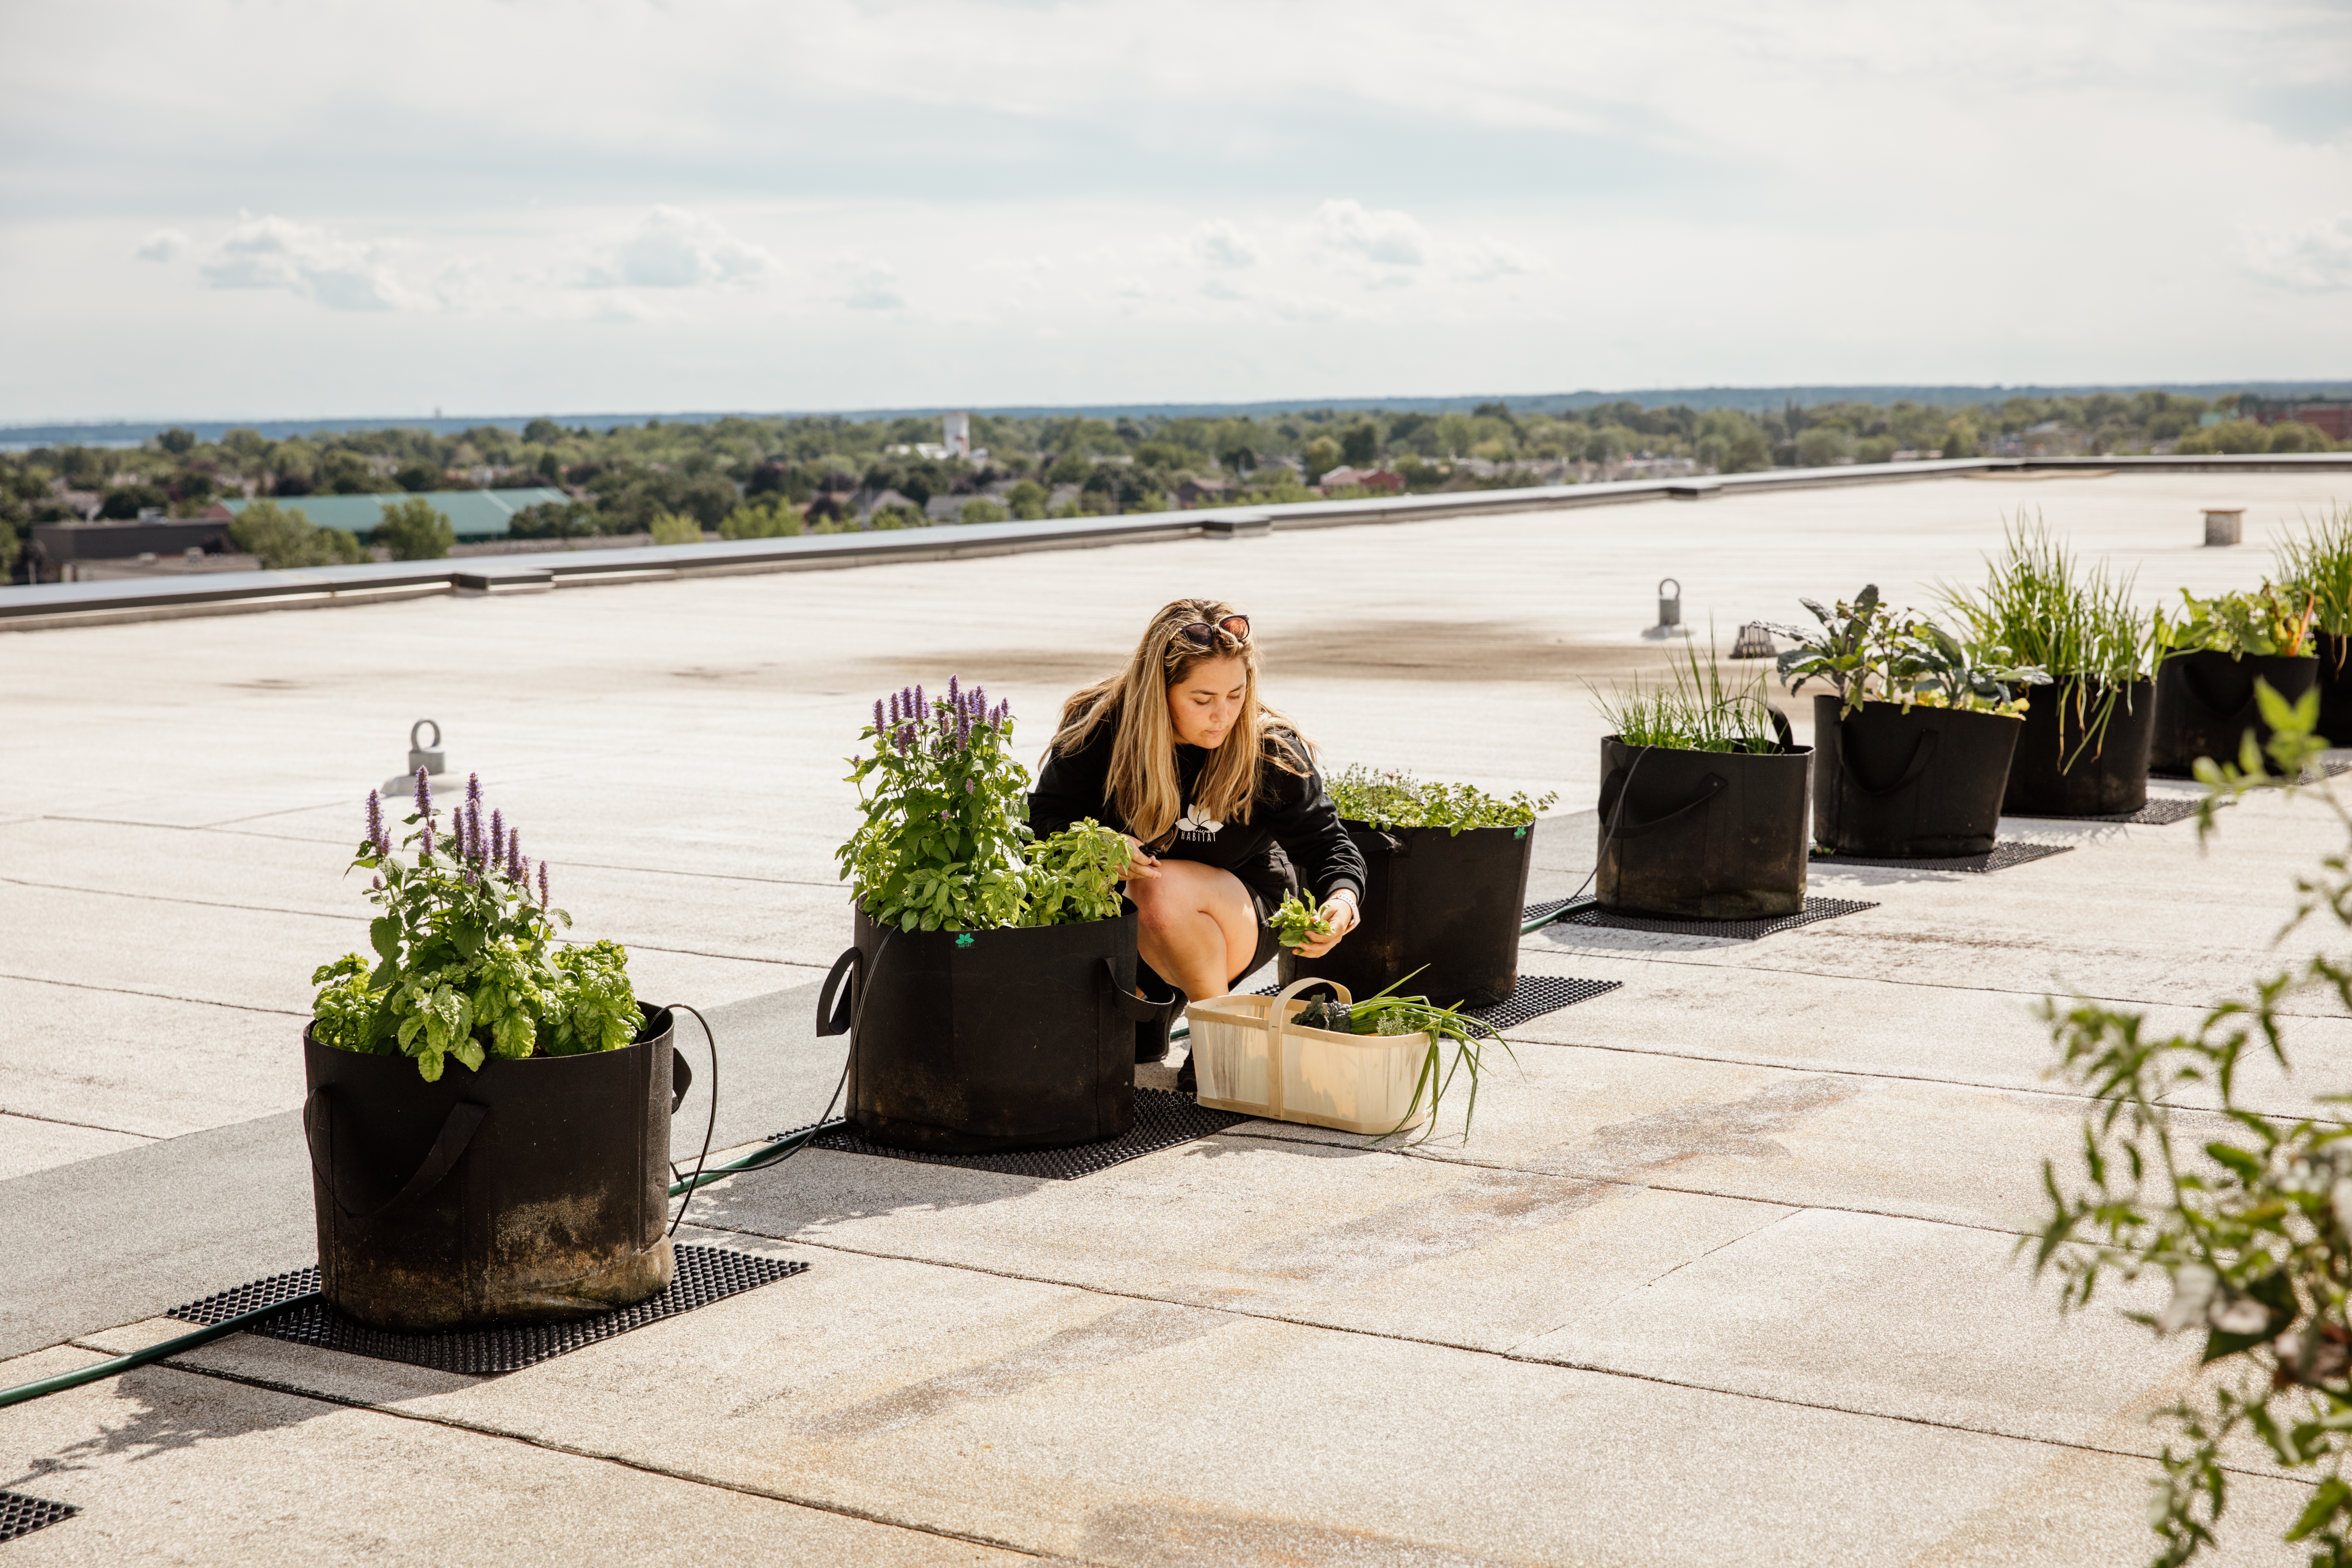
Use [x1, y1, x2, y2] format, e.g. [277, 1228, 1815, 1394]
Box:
[1592, 634, 1783, 753]
[648, 511, 703, 545]
[2276, 505, 2352, 638]
[1019, 819, 1130, 927]
[840, 682, 1139, 932]
[2159, 582, 2319, 659]
[309, 773, 639, 1082]
[1266, 891, 1335, 949]
[2029, 683, 2352, 1566]
[1774, 583, 2047, 716]
[1328, 767, 1557, 833]
[718, 497, 803, 540]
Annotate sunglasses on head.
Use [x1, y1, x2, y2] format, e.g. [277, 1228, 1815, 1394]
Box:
[1174, 614, 1251, 650]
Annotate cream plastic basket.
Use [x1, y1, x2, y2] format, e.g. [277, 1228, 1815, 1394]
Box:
[1184, 978, 1432, 1135]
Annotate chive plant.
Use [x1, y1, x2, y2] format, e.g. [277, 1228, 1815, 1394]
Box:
[1941, 520, 2157, 768]
[1591, 634, 1782, 752]
[2274, 504, 2352, 642]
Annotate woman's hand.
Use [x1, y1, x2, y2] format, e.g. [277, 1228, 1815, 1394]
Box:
[1294, 889, 1358, 958]
[1119, 835, 1161, 882]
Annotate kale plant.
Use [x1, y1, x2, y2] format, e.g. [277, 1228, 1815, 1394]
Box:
[2031, 683, 2352, 1566]
[1775, 583, 2047, 716]
[1328, 766, 1557, 833]
[309, 772, 640, 1082]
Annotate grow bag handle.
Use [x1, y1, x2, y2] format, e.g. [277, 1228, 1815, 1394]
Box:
[1840, 725, 1938, 798]
[302, 1089, 486, 1223]
[1102, 960, 1177, 1022]
[1597, 769, 1727, 840]
[2176, 662, 2261, 725]
[671, 1049, 693, 1114]
[1771, 708, 1795, 751]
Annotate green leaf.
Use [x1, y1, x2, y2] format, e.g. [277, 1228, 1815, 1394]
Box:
[2287, 1477, 2351, 1541]
[2204, 1141, 2263, 1181]
[370, 916, 401, 962]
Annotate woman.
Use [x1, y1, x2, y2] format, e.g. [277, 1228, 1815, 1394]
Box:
[1029, 598, 1366, 1083]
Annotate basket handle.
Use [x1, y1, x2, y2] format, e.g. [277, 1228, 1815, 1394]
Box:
[1265, 976, 1353, 1123]
[303, 1088, 486, 1223]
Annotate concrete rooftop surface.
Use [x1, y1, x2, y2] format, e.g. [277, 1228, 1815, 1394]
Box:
[4, 468, 2349, 1565]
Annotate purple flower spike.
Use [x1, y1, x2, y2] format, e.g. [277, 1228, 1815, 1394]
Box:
[507, 829, 523, 882]
[915, 683, 925, 716]
[365, 789, 385, 855]
[873, 697, 885, 735]
[466, 772, 483, 814]
[965, 777, 975, 793]
[948, 674, 959, 706]
[538, 861, 551, 911]
[420, 814, 435, 858]
[414, 766, 432, 817]
[490, 808, 504, 864]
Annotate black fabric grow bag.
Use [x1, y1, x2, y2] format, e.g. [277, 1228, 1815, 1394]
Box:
[2003, 677, 2155, 817]
[1594, 734, 1810, 920]
[825, 909, 1166, 1155]
[2317, 635, 2352, 747]
[1279, 820, 1535, 1008]
[1812, 695, 2020, 857]
[2149, 650, 2319, 774]
[302, 1003, 679, 1333]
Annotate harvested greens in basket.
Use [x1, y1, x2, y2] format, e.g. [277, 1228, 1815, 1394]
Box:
[1282, 973, 1514, 1147]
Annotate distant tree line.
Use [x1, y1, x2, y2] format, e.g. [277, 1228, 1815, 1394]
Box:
[1, 389, 2337, 578]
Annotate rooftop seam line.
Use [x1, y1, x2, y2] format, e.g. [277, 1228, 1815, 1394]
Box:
[1509, 1204, 1808, 1348]
[0, 1107, 161, 1141]
[0, 971, 307, 1016]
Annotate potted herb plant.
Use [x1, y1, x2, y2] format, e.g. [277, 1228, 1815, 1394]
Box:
[1278, 767, 1555, 1008]
[1943, 524, 2160, 816]
[826, 679, 1166, 1155]
[2148, 582, 2319, 775]
[1778, 586, 2048, 858]
[304, 773, 677, 1333]
[1589, 637, 1811, 918]
[2274, 506, 2352, 741]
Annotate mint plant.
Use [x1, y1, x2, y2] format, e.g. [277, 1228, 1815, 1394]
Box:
[308, 772, 641, 1082]
[838, 679, 1144, 932]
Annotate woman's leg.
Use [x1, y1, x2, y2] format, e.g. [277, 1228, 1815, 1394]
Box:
[1127, 860, 1259, 1002]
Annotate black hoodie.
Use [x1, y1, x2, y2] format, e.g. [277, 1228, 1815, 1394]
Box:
[1028, 706, 1366, 909]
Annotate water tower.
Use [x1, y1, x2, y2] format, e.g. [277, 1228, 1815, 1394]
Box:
[943, 411, 971, 460]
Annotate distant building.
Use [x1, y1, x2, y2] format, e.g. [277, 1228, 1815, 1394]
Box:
[943, 411, 971, 460]
[2243, 394, 2352, 443]
[1316, 467, 1407, 493]
[216, 488, 568, 539]
[1175, 478, 1235, 507]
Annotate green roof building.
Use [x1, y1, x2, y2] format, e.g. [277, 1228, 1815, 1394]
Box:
[218, 488, 568, 540]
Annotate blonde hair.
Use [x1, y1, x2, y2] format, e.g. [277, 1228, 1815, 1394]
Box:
[1050, 597, 1310, 844]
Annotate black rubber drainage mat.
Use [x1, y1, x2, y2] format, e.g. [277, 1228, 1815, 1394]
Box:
[1550, 896, 1878, 940]
[0, 1492, 78, 1543]
[1255, 971, 1621, 1029]
[780, 1087, 1248, 1180]
[2009, 796, 2204, 826]
[2152, 757, 2352, 783]
[1810, 841, 2072, 874]
[164, 1245, 805, 1376]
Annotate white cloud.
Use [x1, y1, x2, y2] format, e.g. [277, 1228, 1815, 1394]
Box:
[846, 261, 903, 310]
[134, 229, 187, 262]
[579, 205, 775, 289]
[1200, 278, 1244, 301]
[196, 215, 422, 310]
[1456, 237, 1535, 282]
[2245, 215, 2352, 292]
[1314, 199, 1428, 267]
[1194, 219, 1259, 270]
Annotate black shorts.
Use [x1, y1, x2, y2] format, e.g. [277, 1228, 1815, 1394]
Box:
[1241, 886, 1281, 985]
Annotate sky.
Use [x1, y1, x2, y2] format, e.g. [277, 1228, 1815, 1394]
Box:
[2, 0, 2347, 423]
